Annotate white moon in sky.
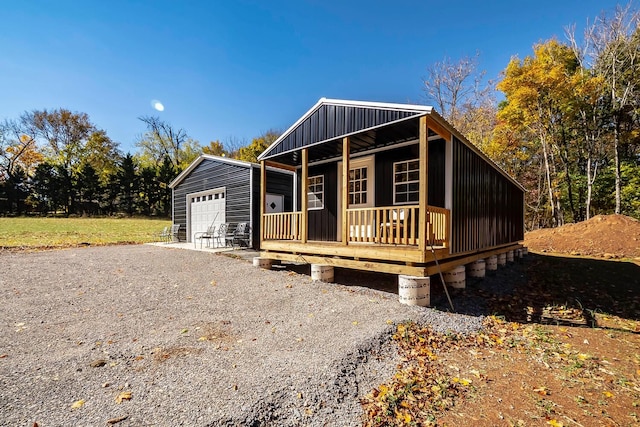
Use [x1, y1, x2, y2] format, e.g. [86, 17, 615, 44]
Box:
[151, 100, 165, 111]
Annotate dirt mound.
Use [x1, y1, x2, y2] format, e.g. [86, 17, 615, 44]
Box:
[524, 214, 640, 259]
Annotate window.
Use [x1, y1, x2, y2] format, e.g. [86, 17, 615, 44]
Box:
[307, 175, 324, 210]
[348, 167, 367, 205]
[393, 159, 420, 204]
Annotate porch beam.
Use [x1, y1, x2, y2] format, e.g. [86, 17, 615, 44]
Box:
[341, 136, 350, 245]
[301, 149, 308, 244]
[418, 116, 428, 252]
[261, 251, 429, 277]
[265, 160, 298, 172]
[260, 160, 266, 247]
[426, 116, 452, 141]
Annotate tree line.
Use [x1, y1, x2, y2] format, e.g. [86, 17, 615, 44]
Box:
[424, 3, 640, 228]
[0, 109, 278, 217]
[2, 3, 638, 227]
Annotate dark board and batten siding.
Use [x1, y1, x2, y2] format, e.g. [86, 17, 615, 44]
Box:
[253, 170, 295, 246]
[173, 159, 251, 242]
[263, 104, 420, 158]
[374, 141, 446, 208]
[451, 137, 524, 254]
[296, 163, 338, 241]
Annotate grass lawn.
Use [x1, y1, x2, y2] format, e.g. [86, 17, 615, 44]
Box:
[0, 217, 171, 249]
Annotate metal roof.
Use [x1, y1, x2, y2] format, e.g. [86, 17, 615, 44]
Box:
[169, 154, 293, 189]
[259, 98, 524, 191]
[258, 98, 434, 163]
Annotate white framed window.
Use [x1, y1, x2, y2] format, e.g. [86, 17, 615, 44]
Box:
[393, 159, 420, 204]
[348, 166, 368, 205]
[307, 175, 324, 210]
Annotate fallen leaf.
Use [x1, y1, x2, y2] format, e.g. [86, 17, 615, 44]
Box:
[180, 329, 188, 334]
[90, 359, 107, 368]
[106, 415, 129, 425]
[210, 280, 217, 286]
[547, 420, 563, 427]
[71, 399, 85, 409]
[602, 391, 614, 398]
[115, 391, 132, 403]
[533, 386, 549, 396]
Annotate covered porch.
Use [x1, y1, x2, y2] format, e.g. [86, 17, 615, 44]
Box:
[257, 99, 454, 272]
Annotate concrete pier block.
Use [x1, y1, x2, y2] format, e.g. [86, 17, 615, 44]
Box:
[398, 275, 430, 306]
[253, 257, 273, 269]
[486, 255, 498, 271]
[467, 259, 486, 278]
[443, 265, 466, 289]
[311, 264, 334, 282]
[497, 253, 507, 266]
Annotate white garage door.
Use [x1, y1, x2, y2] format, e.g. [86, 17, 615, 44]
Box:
[189, 189, 225, 242]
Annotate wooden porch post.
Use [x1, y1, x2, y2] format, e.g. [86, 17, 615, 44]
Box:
[418, 116, 429, 252]
[341, 136, 350, 245]
[301, 148, 308, 244]
[260, 160, 266, 247]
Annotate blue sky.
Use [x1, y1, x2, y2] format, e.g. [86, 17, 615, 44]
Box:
[0, 0, 622, 154]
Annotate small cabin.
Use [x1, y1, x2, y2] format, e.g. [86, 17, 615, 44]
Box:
[169, 155, 294, 248]
[256, 98, 524, 276]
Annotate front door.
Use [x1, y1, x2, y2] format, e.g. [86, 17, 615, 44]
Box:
[337, 155, 375, 240]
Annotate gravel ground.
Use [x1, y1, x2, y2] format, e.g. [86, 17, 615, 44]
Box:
[0, 245, 485, 426]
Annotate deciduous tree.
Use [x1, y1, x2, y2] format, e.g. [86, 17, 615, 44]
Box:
[235, 130, 280, 163]
[136, 116, 199, 170]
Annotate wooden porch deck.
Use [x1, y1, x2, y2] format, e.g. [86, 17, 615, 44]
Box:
[260, 239, 523, 277]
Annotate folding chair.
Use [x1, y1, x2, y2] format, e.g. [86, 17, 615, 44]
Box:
[194, 224, 216, 248]
[169, 224, 181, 242]
[231, 222, 251, 248]
[216, 223, 229, 248]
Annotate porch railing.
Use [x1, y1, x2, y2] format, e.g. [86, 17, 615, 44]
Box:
[347, 205, 417, 245]
[346, 205, 449, 246]
[425, 205, 449, 246]
[262, 206, 449, 247]
[263, 212, 302, 240]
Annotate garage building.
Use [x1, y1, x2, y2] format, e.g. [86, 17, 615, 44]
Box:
[169, 155, 294, 248]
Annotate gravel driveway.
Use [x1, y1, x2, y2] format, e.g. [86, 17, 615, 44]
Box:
[1, 245, 483, 426]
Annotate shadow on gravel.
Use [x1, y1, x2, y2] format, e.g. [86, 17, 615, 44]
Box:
[280, 263, 399, 294]
[280, 254, 640, 329]
[457, 253, 640, 328]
